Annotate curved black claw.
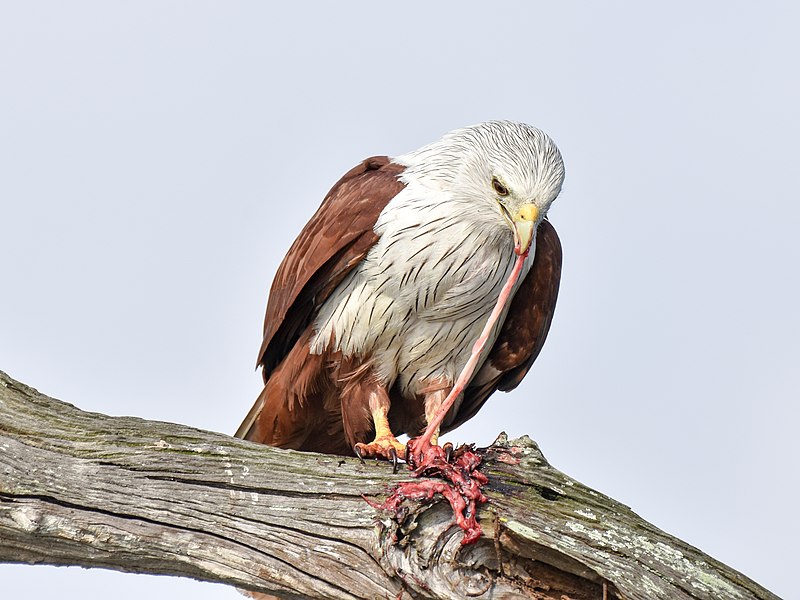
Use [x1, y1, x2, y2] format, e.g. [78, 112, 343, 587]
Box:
[443, 442, 454, 463]
[388, 447, 399, 473]
[354, 445, 366, 465]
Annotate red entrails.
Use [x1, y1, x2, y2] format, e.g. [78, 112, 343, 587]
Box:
[366, 252, 529, 544]
[366, 442, 488, 545]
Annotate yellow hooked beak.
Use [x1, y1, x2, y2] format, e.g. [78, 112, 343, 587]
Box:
[512, 203, 539, 256]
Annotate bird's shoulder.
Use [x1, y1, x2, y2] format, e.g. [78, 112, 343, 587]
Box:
[257, 156, 406, 375]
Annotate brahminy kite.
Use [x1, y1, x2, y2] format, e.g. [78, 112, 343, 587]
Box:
[236, 121, 564, 468]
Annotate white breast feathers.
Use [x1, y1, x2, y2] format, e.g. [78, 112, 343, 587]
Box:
[310, 182, 532, 398]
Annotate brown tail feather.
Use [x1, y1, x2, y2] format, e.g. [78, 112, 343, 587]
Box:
[236, 330, 357, 455]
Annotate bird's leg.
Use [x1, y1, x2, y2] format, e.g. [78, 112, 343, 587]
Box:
[424, 389, 444, 447]
[354, 390, 406, 468]
[412, 388, 454, 461]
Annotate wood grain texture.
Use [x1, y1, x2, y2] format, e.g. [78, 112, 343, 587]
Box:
[0, 370, 781, 600]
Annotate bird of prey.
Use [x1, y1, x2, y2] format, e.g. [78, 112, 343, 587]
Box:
[236, 121, 564, 465]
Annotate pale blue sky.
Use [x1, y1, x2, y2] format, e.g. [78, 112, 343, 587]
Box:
[1, 2, 798, 598]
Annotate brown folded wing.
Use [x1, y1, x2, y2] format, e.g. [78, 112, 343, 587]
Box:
[236, 157, 406, 442]
[256, 156, 406, 376]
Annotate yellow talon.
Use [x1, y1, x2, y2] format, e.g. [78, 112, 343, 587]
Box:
[353, 406, 406, 464]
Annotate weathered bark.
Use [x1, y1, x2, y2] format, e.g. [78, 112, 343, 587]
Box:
[0, 370, 780, 600]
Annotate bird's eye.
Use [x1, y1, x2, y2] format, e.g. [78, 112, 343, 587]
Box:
[492, 177, 509, 197]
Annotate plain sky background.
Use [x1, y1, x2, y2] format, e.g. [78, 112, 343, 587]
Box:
[1, 2, 798, 599]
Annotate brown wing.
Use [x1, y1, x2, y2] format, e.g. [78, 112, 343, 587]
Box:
[256, 156, 406, 376]
[236, 156, 405, 442]
[442, 219, 562, 433]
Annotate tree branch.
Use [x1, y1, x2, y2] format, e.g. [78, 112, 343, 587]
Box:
[0, 370, 780, 599]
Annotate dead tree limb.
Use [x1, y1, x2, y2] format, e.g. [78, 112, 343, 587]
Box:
[0, 370, 780, 599]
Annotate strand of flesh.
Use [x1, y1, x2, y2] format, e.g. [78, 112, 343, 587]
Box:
[367, 250, 529, 544]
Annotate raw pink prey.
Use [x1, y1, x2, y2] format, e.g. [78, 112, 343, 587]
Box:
[369, 250, 529, 544]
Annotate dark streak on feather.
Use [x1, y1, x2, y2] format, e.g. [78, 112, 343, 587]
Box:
[400, 264, 417, 288]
